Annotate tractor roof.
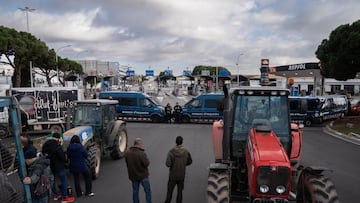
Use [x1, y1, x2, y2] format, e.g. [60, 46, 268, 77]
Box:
[229, 86, 290, 96]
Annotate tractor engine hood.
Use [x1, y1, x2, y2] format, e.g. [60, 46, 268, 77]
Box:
[246, 126, 292, 199]
[63, 126, 94, 150]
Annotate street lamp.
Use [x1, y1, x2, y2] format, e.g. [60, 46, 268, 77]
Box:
[19, 6, 35, 33]
[56, 45, 71, 83]
[236, 53, 244, 85]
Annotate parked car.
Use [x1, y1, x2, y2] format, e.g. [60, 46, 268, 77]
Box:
[349, 97, 360, 116]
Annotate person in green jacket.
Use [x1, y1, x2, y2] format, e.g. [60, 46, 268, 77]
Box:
[47, 127, 64, 150]
[164, 136, 192, 203]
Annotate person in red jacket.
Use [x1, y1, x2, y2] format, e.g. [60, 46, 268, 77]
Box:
[124, 138, 152, 203]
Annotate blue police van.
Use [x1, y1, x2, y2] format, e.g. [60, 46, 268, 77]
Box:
[181, 93, 224, 123]
[98, 91, 165, 122]
[289, 95, 348, 126]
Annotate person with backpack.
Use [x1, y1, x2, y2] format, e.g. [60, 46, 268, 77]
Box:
[67, 135, 94, 197]
[42, 133, 74, 203]
[22, 147, 53, 203]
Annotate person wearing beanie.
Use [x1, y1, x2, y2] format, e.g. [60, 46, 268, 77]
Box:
[42, 133, 74, 203]
[164, 136, 192, 203]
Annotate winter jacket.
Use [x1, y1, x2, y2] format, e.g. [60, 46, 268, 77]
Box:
[67, 143, 89, 173]
[166, 145, 192, 180]
[27, 156, 53, 199]
[42, 139, 66, 173]
[124, 146, 150, 181]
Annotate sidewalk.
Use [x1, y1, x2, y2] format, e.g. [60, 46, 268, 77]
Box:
[324, 122, 360, 146]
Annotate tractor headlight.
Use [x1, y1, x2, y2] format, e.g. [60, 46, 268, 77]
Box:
[259, 185, 269, 193]
[315, 112, 319, 117]
[276, 185, 286, 194]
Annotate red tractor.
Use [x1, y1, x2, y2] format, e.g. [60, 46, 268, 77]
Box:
[207, 86, 339, 203]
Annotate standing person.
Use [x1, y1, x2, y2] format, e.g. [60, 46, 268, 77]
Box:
[165, 103, 173, 124]
[42, 133, 74, 203]
[67, 135, 94, 197]
[173, 102, 183, 123]
[124, 138, 152, 203]
[22, 148, 53, 203]
[164, 136, 192, 203]
[47, 127, 65, 150]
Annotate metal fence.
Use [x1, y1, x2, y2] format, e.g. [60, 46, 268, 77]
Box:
[0, 97, 31, 203]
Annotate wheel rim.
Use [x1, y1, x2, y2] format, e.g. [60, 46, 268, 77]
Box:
[118, 131, 127, 152]
[95, 147, 101, 175]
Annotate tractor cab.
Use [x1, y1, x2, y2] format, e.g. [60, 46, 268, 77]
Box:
[229, 88, 292, 160]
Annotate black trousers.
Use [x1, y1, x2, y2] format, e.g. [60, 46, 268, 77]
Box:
[72, 171, 92, 197]
[164, 179, 184, 203]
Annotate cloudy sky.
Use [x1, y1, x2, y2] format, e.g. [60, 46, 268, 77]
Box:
[1, 0, 359, 76]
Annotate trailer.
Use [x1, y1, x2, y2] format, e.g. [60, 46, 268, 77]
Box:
[11, 87, 84, 134]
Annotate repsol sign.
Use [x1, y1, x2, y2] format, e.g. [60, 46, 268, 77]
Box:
[288, 64, 306, 71]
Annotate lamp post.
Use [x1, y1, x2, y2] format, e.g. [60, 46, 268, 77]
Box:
[236, 53, 244, 85]
[56, 45, 71, 84]
[19, 6, 35, 33]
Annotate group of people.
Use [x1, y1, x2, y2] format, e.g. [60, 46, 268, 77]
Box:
[20, 129, 94, 203]
[165, 102, 183, 124]
[125, 136, 192, 203]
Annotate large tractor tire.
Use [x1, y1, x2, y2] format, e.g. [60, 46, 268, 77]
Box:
[86, 144, 101, 180]
[207, 170, 230, 203]
[297, 175, 339, 203]
[110, 126, 128, 160]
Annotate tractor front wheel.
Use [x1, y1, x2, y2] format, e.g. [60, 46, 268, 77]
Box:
[297, 175, 339, 203]
[207, 170, 230, 203]
[110, 126, 128, 160]
[86, 144, 101, 180]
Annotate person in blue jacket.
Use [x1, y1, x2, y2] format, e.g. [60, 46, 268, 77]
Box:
[66, 135, 94, 197]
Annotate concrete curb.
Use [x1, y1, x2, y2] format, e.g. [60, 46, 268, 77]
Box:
[324, 121, 360, 146]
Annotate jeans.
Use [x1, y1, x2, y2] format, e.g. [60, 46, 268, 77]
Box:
[131, 177, 152, 203]
[32, 195, 48, 203]
[164, 179, 184, 203]
[52, 169, 68, 198]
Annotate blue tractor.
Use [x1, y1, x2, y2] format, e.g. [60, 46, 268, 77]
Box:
[63, 99, 128, 179]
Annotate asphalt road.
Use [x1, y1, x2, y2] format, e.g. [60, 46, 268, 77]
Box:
[50, 122, 360, 203]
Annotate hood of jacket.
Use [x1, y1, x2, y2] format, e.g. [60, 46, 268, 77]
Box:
[170, 145, 187, 157]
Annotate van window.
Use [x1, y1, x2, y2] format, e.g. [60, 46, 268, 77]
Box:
[189, 99, 201, 108]
[140, 98, 153, 108]
[119, 98, 137, 106]
[204, 99, 218, 108]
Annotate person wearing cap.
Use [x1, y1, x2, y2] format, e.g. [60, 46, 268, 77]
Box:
[124, 138, 152, 203]
[42, 133, 74, 203]
[164, 136, 192, 203]
[22, 148, 53, 203]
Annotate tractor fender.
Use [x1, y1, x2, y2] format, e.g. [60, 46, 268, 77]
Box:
[208, 162, 229, 171]
[108, 120, 126, 145]
[212, 120, 223, 161]
[290, 123, 302, 164]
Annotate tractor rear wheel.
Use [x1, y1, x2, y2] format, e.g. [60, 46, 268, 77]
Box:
[207, 170, 230, 203]
[297, 175, 339, 203]
[110, 126, 128, 160]
[86, 144, 101, 180]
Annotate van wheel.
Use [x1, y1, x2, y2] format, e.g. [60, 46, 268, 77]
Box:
[150, 115, 161, 123]
[305, 120, 312, 127]
[181, 116, 190, 123]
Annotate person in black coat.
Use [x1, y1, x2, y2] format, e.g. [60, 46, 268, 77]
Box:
[165, 103, 173, 124]
[67, 135, 94, 197]
[42, 133, 74, 203]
